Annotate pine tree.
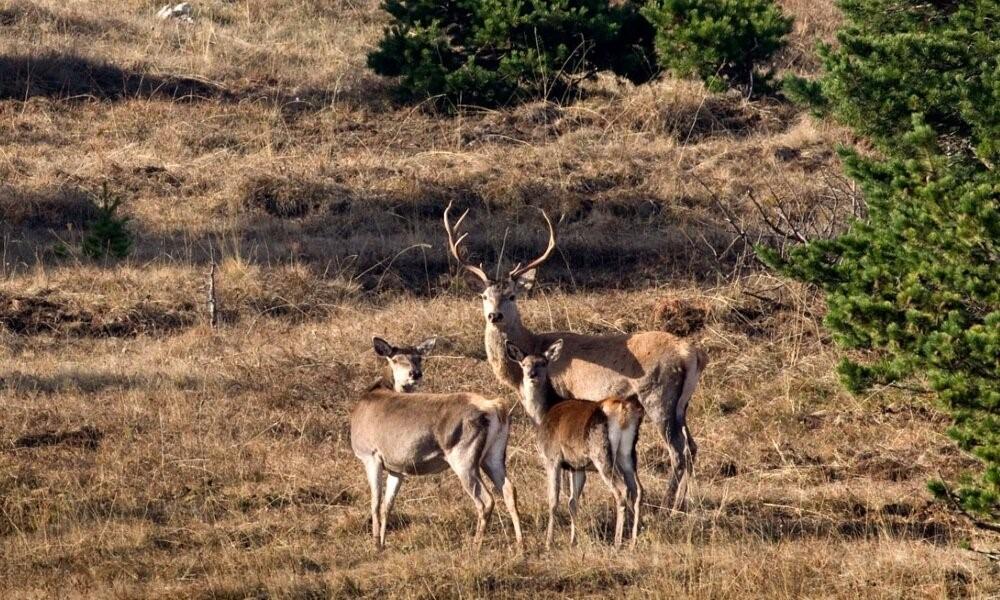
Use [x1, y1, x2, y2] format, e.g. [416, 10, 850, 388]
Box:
[772, 0, 999, 525]
[366, 0, 655, 108]
[641, 0, 792, 93]
[82, 182, 132, 260]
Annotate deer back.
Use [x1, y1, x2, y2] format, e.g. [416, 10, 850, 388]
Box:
[537, 399, 606, 464]
[351, 388, 504, 471]
[537, 330, 695, 400]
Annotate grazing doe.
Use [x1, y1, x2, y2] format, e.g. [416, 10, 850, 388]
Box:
[443, 202, 708, 510]
[505, 338, 644, 549]
[350, 336, 523, 550]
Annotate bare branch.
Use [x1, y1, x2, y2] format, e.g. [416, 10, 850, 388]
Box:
[207, 261, 218, 329]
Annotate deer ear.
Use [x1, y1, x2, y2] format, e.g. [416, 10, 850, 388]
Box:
[373, 336, 395, 357]
[544, 339, 564, 363]
[513, 269, 536, 292]
[416, 337, 437, 355]
[464, 271, 490, 292]
[504, 340, 525, 363]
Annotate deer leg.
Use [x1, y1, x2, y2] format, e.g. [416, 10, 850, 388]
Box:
[361, 456, 384, 548]
[545, 462, 561, 551]
[616, 451, 641, 548]
[481, 426, 523, 550]
[685, 424, 698, 462]
[448, 434, 493, 550]
[659, 419, 692, 513]
[592, 447, 626, 549]
[568, 471, 586, 546]
[453, 465, 493, 550]
[379, 472, 403, 547]
[631, 474, 643, 549]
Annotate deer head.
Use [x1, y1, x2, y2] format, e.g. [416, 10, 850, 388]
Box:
[443, 201, 556, 328]
[372, 336, 437, 392]
[504, 339, 564, 385]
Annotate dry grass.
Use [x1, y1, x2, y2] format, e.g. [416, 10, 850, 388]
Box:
[1, 0, 997, 598]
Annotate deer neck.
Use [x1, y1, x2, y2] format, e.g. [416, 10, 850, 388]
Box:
[485, 318, 533, 392]
[519, 376, 559, 426]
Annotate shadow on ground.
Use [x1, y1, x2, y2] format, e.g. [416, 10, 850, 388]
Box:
[1, 179, 749, 291]
[0, 52, 365, 114]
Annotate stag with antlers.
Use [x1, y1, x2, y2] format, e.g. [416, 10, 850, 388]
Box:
[443, 203, 708, 511]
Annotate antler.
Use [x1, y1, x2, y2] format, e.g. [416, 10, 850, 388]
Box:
[508, 208, 556, 280]
[443, 201, 491, 284]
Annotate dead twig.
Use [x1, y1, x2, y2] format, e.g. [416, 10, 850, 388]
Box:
[207, 261, 218, 329]
[747, 189, 807, 244]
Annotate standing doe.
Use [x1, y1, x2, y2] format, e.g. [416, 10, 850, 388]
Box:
[350, 336, 523, 550]
[443, 202, 708, 510]
[506, 338, 644, 549]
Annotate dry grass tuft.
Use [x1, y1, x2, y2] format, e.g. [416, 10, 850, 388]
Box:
[241, 174, 348, 220]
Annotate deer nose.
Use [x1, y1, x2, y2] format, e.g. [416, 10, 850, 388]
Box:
[488, 312, 503, 323]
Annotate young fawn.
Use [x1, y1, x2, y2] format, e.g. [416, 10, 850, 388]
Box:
[505, 339, 643, 549]
[350, 336, 523, 550]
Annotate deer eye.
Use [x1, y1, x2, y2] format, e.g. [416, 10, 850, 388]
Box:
[507, 294, 515, 301]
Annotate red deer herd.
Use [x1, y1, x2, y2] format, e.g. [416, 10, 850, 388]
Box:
[350, 203, 709, 550]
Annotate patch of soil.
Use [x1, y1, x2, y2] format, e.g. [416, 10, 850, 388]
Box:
[462, 101, 573, 146]
[242, 174, 348, 219]
[651, 295, 710, 337]
[722, 295, 795, 338]
[13, 425, 103, 450]
[669, 94, 799, 143]
[0, 289, 196, 337]
[851, 452, 922, 482]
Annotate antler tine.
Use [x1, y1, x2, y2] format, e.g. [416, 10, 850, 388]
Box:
[443, 201, 491, 283]
[442, 201, 464, 261]
[453, 208, 469, 231]
[509, 208, 557, 280]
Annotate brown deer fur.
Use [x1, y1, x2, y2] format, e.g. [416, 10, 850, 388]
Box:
[350, 337, 523, 549]
[506, 339, 644, 549]
[444, 202, 709, 510]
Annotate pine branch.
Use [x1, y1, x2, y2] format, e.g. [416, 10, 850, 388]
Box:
[938, 478, 1000, 535]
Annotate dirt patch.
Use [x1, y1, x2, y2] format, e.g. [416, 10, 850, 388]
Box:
[0, 289, 196, 337]
[651, 295, 710, 336]
[462, 101, 575, 146]
[650, 293, 805, 339]
[722, 295, 797, 338]
[241, 174, 349, 219]
[851, 452, 923, 482]
[665, 93, 799, 142]
[13, 425, 103, 450]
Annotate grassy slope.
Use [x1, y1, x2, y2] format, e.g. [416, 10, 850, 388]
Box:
[1, 0, 997, 597]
